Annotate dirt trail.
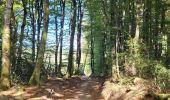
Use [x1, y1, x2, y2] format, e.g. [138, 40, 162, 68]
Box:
[0, 76, 104, 100]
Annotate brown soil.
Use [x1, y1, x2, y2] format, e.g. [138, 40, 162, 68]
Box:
[0, 76, 104, 100]
[101, 78, 170, 100]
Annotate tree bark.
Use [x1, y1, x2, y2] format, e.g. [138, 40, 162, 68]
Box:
[67, 0, 77, 77]
[17, 0, 27, 72]
[90, 16, 94, 74]
[0, 0, 13, 90]
[29, 0, 49, 85]
[11, 6, 18, 73]
[58, 0, 66, 77]
[36, 0, 43, 59]
[54, 0, 59, 76]
[76, 0, 83, 74]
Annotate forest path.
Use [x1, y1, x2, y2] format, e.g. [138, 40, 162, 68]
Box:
[0, 76, 104, 100]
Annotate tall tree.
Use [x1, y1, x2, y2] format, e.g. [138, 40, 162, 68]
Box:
[76, 0, 83, 74]
[17, 0, 28, 73]
[11, 4, 18, 72]
[90, 16, 94, 74]
[0, 0, 13, 89]
[58, 0, 66, 77]
[109, 0, 119, 79]
[36, 0, 43, 60]
[29, 0, 37, 62]
[153, 0, 160, 59]
[29, 0, 49, 85]
[142, 0, 152, 59]
[54, 0, 59, 75]
[67, 0, 77, 77]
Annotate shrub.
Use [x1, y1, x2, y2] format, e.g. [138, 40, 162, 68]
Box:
[154, 64, 170, 89]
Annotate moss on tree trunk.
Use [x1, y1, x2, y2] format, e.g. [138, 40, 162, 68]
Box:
[29, 0, 49, 85]
[0, 0, 13, 90]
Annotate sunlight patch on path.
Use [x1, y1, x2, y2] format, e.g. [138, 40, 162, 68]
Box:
[0, 76, 104, 100]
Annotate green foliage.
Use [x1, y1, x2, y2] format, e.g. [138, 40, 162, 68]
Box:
[121, 77, 135, 85]
[0, 3, 4, 32]
[12, 58, 34, 84]
[124, 57, 170, 91]
[125, 37, 170, 90]
[154, 64, 170, 89]
[137, 60, 156, 78]
[135, 60, 170, 89]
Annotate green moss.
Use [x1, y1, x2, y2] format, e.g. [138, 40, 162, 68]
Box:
[0, 84, 9, 91]
[156, 94, 170, 100]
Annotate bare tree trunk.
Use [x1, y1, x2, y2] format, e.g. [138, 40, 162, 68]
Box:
[90, 16, 94, 74]
[67, 0, 77, 77]
[58, 0, 65, 77]
[0, 0, 13, 90]
[54, 0, 59, 76]
[11, 7, 18, 73]
[28, 0, 36, 63]
[36, 0, 43, 59]
[76, 0, 83, 74]
[17, 0, 27, 72]
[29, 0, 49, 85]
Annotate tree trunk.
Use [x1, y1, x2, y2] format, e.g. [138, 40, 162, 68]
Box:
[67, 0, 77, 77]
[36, 0, 43, 59]
[153, 0, 161, 59]
[76, 0, 83, 74]
[29, 0, 36, 63]
[54, 0, 59, 76]
[0, 0, 13, 90]
[142, 0, 152, 59]
[90, 16, 94, 74]
[17, 0, 27, 72]
[11, 7, 18, 73]
[58, 0, 65, 77]
[29, 0, 49, 85]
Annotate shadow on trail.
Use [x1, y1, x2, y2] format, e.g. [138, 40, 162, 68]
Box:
[0, 76, 105, 100]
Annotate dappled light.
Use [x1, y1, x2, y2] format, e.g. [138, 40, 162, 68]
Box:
[0, 76, 104, 100]
[0, 0, 170, 99]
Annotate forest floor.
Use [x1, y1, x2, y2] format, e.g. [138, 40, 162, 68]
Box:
[0, 76, 104, 100]
[0, 76, 169, 100]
